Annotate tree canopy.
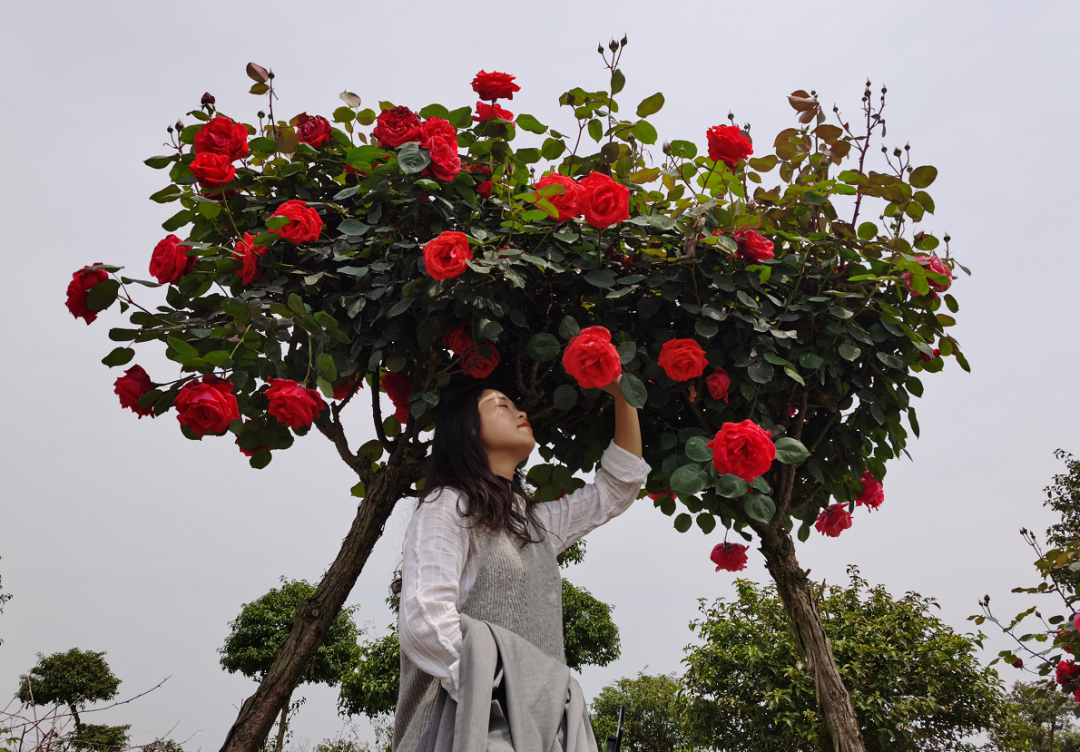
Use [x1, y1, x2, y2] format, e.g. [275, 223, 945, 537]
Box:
[16, 649, 121, 732]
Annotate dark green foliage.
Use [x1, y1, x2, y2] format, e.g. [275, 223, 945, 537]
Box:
[337, 633, 400, 718]
[562, 579, 620, 672]
[17, 649, 121, 731]
[1044, 451, 1080, 591]
[683, 569, 1003, 752]
[590, 673, 691, 752]
[70, 724, 130, 752]
[219, 578, 361, 685]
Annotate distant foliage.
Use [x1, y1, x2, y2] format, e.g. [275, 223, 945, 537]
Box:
[589, 673, 691, 752]
[562, 580, 620, 672]
[17, 649, 121, 732]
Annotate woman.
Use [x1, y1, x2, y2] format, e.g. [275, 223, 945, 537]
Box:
[394, 377, 648, 751]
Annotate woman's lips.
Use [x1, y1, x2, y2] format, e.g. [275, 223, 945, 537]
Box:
[518, 422, 531, 429]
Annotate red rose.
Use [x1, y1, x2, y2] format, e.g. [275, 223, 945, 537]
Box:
[442, 322, 474, 355]
[579, 172, 630, 229]
[423, 231, 473, 280]
[536, 173, 584, 222]
[476, 180, 493, 198]
[461, 343, 501, 379]
[1057, 661, 1080, 687]
[705, 369, 731, 403]
[733, 229, 775, 262]
[658, 338, 707, 382]
[333, 381, 362, 401]
[190, 152, 236, 187]
[266, 378, 327, 430]
[706, 420, 776, 483]
[706, 125, 753, 167]
[855, 471, 884, 510]
[149, 234, 195, 286]
[648, 490, 676, 501]
[815, 503, 854, 538]
[372, 106, 422, 148]
[296, 112, 332, 148]
[904, 255, 953, 295]
[562, 326, 622, 389]
[920, 348, 942, 363]
[381, 371, 412, 423]
[474, 102, 515, 122]
[471, 70, 520, 101]
[710, 542, 749, 572]
[174, 375, 240, 437]
[65, 263, 110, 324]
[420, 118, 461, 181]
[233, 233, 266, 285]
[235, 439, 270, 458]
[270, 199, 323, 244]
[193, 116, 249, 161]
[113, 365, 155, 418]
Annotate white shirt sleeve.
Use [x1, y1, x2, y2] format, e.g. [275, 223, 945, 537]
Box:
[398, 487, 472, 700]
[534, 440, 651, 554]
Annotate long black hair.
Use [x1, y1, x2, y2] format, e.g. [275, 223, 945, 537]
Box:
[421, 379, 540, 545]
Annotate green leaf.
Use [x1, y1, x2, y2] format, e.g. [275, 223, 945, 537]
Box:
[857, 222, 878, 240]
[588, 119, 603, 143]
[554, 384, 578, 411]
[541, 138, 566, 160]
[799, 352, 824, 369]
[86, 280, 120, 312]
[204, 351, 233, 368]
[149, 185, 182, 203]
[287, 294, 306, 315]
[197, 202, 221, 220]
[670, 464, 707, 496]
[909, 165, 938, 189]
[448, 106, 473, 128]
[585, 269, 616, 289]
[748, 360, 773, 384]
[783, 365, 805, 385]
[166, 336, 202, 366]
[162, 210, 194, 232]
[617, 341, 637, 365]
[876, 352, 906, 369]
[685, 436, 713, 463]
[667, 140, 696, 159]
[527, 333, 562, 362]
[248, 137, 279, 152]
[715, 474, 748, 499]
[673, 513, 693, 533]
[249, 448, 273, 469]
[743, 493, 776, 523]
[839, 343, 861, 361]
[619, 372, 647, 409]
[610, 69, 626, 95]
[334, 186, 361, 201]
[636, 92, 665, 117]
[144, 155, 176, 169]
[774, 437, 810, 465]
[516, 114, 547, 134]
[397, 142, 431, 174]
[559, 316, 580, 340]
[419, 103, 450, 120]
[631, 121, 657, 145]
[338, 219, 370, 236]
[101, 347, 134, 367]
[696, 513, 716, 534]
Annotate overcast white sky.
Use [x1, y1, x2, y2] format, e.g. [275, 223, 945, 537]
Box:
[2, 0, 1079, 749]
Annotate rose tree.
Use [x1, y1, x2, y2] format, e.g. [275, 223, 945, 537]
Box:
[71, 44, 965, 752]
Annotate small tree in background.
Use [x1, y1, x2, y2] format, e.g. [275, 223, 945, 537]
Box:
[987, 681, 1080, 752]
[683, 569, 1003, 751]
[16, 650, 121, 735]
[590, 673, 691, 752]
[220, 579, 362, 752]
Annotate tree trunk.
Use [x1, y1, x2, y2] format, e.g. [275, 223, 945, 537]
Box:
[273, 691, 291, 752]
[758, 524, 866, 752]
[219, 459, 421, 752]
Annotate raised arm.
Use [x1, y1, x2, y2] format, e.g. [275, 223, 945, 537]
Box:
[600, 375, 642, 458]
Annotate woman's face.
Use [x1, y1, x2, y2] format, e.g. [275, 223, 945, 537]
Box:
[477, 389, 534, 471]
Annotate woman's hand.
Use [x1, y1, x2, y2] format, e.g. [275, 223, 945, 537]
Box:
[599, 374, 624, 399]
[600, 375, 643, 458]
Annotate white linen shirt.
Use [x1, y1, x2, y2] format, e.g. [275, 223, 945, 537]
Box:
[398, 440, 650, 699]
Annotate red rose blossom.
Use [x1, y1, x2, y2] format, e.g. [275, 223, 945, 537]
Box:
[442, 322, 474, 355]
[461, 343, 501, 379]
[921, 348, 942, 363]
[113, 365, 155, 418]
[193, 116, 249, 161]
[474, 102, 515, 122]
[1057, 660, 1080, 687]
[855, 470, 884, 510]
[270, 199, 323, 244]
[65, 263, 110, 324]
[903, 255, 953, 296]
[705, 369, 731, 403]
[266, 378, 327, 430]
[296, 112, 332, 148]
[815, 503, 854, 538]
[471, 70, 520, 101]
[174, 375, 240, 437]
[733, 229, 775, 262]
[562, 326, 622, 390]
[706, 124, 753, 167]
[658, 338, 707, 382]
[149, 234, 195, 286]
[372, 106, 423, 148]
[423, 231, 473, 280]
[706, 420, 776, 483]
[476, 180, 493, 198]
[711, 542, 749, 572]
[579, 172, 630, 229]
[419, 117, 461, 181]
[536, 173, 584, 222]
[190, 152, 236, 187]
[381, 371, 412, 423]
[233, 233, 266, 285]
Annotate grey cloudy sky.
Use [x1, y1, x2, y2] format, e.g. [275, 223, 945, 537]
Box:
[2, 0, 1079, 748]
